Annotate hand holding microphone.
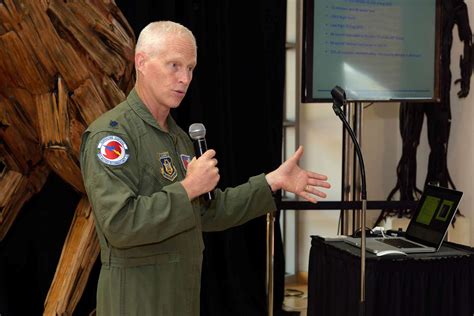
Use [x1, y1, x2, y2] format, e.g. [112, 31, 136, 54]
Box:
[180, 123, 218, 201]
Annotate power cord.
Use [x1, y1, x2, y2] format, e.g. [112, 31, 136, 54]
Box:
[372, 226, 386, 238]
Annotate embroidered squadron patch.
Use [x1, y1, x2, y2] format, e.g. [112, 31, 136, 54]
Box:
[180, 154, 191, 170]
[159, 152, 177, 181]
[97, 136, 129, 166]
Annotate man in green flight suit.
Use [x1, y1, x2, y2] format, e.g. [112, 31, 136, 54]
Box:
[80, 21, 331, 315]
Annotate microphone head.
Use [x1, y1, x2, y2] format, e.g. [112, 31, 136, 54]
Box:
[331, 85, 346, 107]
[189, 123, 206, 140]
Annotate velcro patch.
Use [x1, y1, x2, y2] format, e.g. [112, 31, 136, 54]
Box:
[159, 152, 177, 181]
[180, 154, 191, 170]
[97, 135, 129, 166]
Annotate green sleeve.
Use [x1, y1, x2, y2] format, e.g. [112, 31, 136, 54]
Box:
[80, 131, 196, 248]
[201, 173, 277, 232]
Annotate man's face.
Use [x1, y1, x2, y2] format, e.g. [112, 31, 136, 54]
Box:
[137, 34, 197, 111]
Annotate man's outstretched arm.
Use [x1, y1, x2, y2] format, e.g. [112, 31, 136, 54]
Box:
[265, 145, 331, 203]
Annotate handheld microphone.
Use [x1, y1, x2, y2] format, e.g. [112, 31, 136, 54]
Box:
[188, 123, 215, 201]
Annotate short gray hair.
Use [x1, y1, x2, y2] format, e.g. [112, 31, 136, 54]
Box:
[135, 21, 197, 56]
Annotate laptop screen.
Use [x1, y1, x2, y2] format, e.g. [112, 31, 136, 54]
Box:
[405, 185, 463, 248]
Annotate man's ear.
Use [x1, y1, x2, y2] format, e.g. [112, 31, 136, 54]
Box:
[135, 52, 146, 73]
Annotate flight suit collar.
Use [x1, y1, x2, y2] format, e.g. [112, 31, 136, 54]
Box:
[127, 88, 181, 134]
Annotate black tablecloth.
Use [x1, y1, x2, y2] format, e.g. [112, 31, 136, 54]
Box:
[307, 236, 474, 316]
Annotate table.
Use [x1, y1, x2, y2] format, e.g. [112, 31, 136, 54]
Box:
[307, 235, 474, 316]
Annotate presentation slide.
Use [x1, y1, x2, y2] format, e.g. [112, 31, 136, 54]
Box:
[307, 0, 437, 101]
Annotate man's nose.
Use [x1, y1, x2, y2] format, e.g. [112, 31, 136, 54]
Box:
[179, 69, 192, 84]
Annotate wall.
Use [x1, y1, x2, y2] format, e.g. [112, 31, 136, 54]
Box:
[296, 1, 474, 272]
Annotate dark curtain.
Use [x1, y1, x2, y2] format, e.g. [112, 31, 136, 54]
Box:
[0, 173, 82, 316]
[114, 1, 286, 315]
[0, 1, 286, 315]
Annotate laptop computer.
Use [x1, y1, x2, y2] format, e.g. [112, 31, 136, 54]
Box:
[344, 184, 463, 255]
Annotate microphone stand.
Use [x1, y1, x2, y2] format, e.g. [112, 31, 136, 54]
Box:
[266, 211, 274, 316]
[331, 86, 367, 316]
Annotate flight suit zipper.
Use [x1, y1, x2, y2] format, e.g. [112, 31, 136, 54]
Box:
[166, 131, 203, 251]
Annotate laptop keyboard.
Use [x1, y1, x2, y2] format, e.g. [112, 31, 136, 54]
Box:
[376, 238, 422, 249]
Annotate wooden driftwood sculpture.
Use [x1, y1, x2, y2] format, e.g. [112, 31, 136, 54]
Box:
[0, 0, 135, 314]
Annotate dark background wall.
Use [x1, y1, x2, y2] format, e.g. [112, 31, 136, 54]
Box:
[0, 1, 287, 315]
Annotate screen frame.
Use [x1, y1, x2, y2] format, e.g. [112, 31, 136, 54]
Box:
[301, 0, 442, 103]
[405, 185, 463, 249]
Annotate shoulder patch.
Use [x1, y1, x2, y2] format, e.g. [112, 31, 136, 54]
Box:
[97, 135, 130, 166]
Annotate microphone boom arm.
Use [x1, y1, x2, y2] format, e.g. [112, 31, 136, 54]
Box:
[331, 86, 367, 316]
[332, 104, 367, 200]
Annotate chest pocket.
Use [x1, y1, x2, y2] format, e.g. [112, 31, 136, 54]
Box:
[137, 130, 192, 195]
[139, 162, 173, 195]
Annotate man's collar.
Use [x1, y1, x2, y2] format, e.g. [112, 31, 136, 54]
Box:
[127, 88, 179, 133]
